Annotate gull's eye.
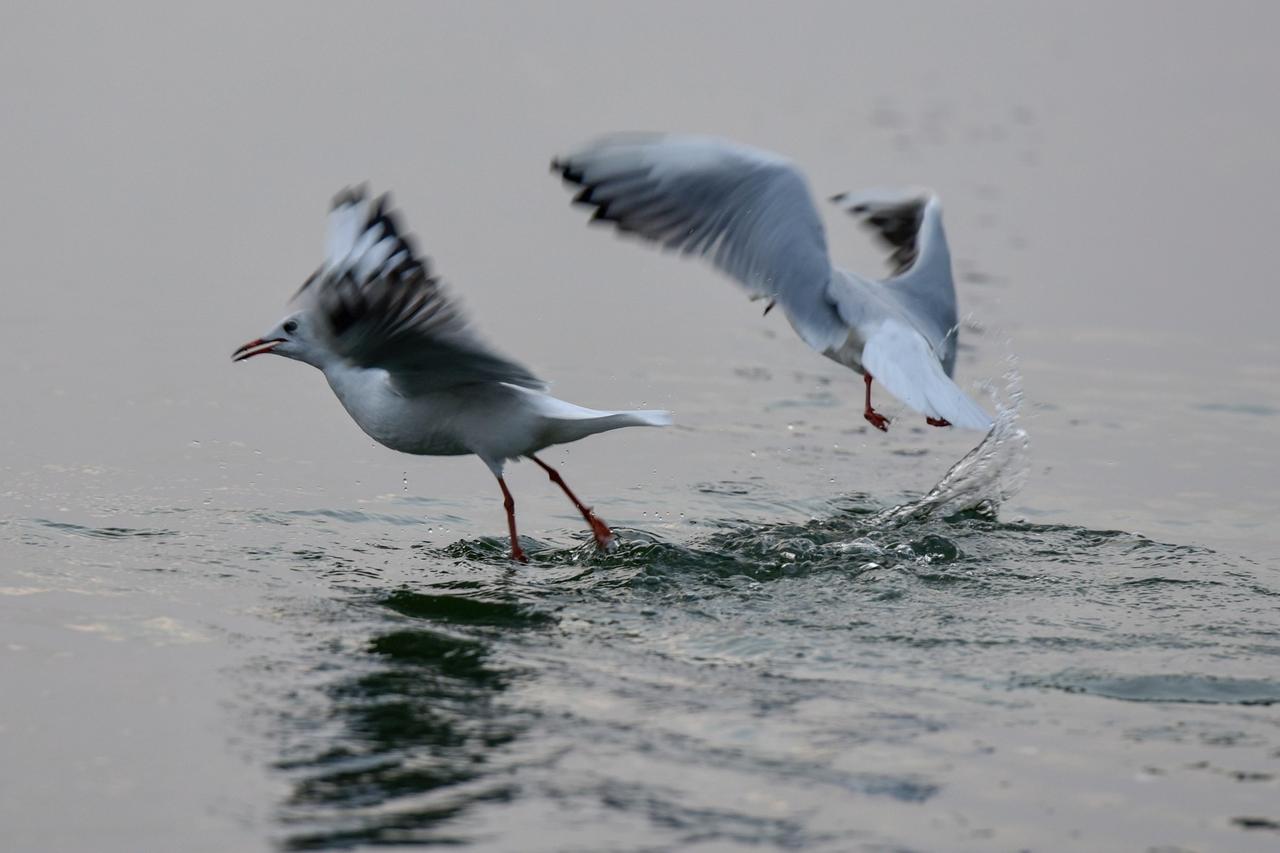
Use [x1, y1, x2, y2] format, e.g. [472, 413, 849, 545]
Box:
[283, 320, 298, 334]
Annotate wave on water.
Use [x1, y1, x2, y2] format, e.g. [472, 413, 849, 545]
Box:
[255, 359, 1280, 852]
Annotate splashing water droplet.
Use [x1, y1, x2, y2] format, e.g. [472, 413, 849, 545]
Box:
[877, 362, 1029, 523]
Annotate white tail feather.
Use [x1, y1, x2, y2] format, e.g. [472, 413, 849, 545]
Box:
[862, 320, 992, 431]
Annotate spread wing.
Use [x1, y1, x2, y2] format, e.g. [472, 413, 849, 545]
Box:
[553, 133, 847, 352]
[299, 188, 545, 394]
[829, 189, 934, 276]
[830, 189, 960, 376]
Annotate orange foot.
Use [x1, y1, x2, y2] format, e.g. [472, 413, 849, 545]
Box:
[586, 512, 618, 551]
[510, 541, 529, 563]
[926, 417, 952, 427]
[864, 410, 891, 432]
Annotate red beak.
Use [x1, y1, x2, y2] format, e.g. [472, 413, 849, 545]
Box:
[232, 338, 284, 362]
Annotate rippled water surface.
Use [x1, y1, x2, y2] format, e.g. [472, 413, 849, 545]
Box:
[3, 3, 1279, 852]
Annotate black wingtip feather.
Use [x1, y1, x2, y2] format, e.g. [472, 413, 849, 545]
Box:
[398, 231, 417, 257]
[332, 183, 369, 209]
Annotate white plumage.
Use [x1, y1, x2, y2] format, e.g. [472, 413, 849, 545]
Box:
[234, 187, 670, 562]
[553, 134, 992, 433]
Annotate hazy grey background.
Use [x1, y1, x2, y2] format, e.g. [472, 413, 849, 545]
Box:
[2, 2, 1276, 550]
[1, 2, 1277, 851]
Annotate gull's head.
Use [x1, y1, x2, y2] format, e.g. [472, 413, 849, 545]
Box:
[232, 311, 323, 367]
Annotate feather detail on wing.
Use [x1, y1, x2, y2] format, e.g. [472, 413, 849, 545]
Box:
[300, 187, 545, 394]
[861, 320, 992, 431]
[553, 133, 846, 352]
[829, 189, 936, 277]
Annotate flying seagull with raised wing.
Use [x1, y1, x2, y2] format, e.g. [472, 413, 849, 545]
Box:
[233, 187, 670, 562]
[552, 133, 991, 433]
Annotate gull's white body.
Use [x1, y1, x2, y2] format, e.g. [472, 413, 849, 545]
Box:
[234, 188, 668, 560]
[322, 361, 664, 467]
[553, 134, 992, 432]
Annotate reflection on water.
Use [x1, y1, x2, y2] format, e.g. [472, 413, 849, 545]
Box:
[265, 476, 1278, 849]
[277, 593, 550, 849]
[7, 350, 1275, 850]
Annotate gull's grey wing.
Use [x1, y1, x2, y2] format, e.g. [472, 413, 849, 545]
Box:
[554, 133, 847, 353]
[830, 189, 959, 376]
[829, 188, 936, 277]
[303, 188, 545, 394]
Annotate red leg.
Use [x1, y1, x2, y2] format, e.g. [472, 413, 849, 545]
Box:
[863, 373, 890, 432]
[496, 476, 528, 563]
[926, 416, 951, 427]
[529, 455, 617, 551]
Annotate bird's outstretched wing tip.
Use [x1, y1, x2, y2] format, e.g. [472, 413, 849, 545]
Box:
[829, 189, 940, 277]
[321, 186, 429, 283]
[331, 183, 370, 209]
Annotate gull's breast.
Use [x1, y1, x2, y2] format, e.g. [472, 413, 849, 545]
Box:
[323, 366, 470, 457]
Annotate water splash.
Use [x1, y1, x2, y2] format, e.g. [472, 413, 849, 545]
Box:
[876, 360, 1029, 524]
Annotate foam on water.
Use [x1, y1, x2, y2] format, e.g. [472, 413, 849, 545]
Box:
[876, 362, 1030, 524]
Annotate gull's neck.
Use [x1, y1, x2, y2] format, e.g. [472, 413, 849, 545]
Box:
[290, 341, 340, 372]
